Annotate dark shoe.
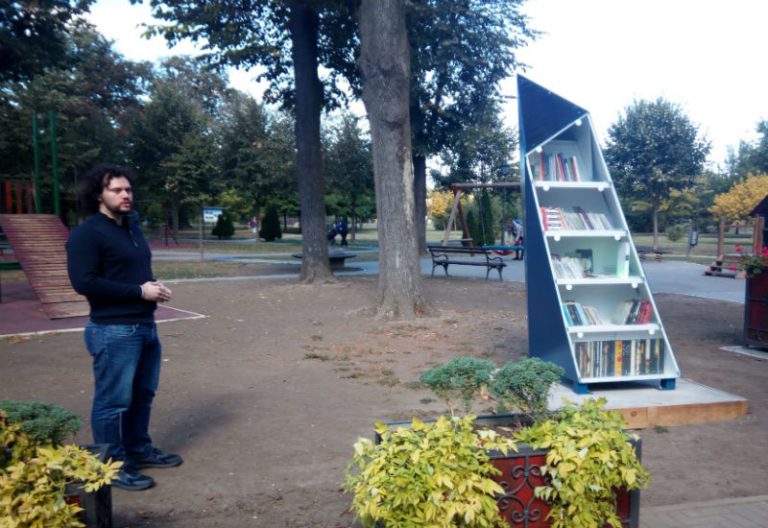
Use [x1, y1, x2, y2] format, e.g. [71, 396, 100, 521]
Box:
[128, 447, 183, 469]
[112, 467, 155, 491]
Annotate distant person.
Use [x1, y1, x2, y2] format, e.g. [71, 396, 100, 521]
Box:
[512, 218, 524, 260]
[248, 215, 259, 240]
[337, 217, 349, 247]
[66, 164, 182, 492]
[327, 222, 338, 245]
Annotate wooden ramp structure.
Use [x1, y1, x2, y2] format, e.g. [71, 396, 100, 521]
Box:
[704, 253, 743, 278]
[0, 214, 89, 319]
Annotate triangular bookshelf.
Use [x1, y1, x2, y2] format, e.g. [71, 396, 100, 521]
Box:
[517, 76, 680, 394]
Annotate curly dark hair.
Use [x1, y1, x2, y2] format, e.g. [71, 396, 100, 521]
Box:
[77, 163, 136, 214]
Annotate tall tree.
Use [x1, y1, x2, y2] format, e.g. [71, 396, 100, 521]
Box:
[407, 0, 534, 252]
[0, 20, 150, 214]
[130, 80, 216, 235]
[0, 0, 94, 83]
[324, 112, 375, 239]
[359, 0, 425, 318]
[136, 0, 359, 282]
[604, 98, 710, 251]
[727, 120, 768, 180]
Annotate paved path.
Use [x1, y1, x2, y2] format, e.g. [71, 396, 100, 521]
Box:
[640, 495, 768, 528]
[155, 249, 746, 304]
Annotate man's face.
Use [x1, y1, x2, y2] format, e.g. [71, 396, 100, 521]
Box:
[98, 175, 133, 218]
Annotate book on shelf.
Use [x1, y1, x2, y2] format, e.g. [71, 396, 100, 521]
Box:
[612, 299, 653, 324]
[530, 151, 582, 182]
[575, 338, 665, 378]
[540, 206, 612, 231]
[551, 254, 586, 279]
[562, 301, 604, 326]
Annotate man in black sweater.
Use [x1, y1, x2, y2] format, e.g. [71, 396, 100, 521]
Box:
[67, 164, 182, 491]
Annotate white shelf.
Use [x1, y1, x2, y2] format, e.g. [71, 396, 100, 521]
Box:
[534, 181, 610, 191]
[556, 276, 644, 288]
[567, 323, 660, 336]
[545, 229, 626, 239]
[577, 373, 666, 383]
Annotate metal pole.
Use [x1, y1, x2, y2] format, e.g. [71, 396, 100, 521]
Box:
[31, 114, 42, 213]
[200, 206, 205, 261]
[49, 110, 60, 217]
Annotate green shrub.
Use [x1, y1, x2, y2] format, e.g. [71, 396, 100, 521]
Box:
[419, 356, 495, 415]
[344, 415, 517, 528]
[1, 410, 120, 528]
[666, 223, 685, 242]
[0, 400, 80, 446]
[515, 398, 650, 528]
[211, 211, 235, 239]
[259, 204, 282, 242]
[490, 357, 564, 415]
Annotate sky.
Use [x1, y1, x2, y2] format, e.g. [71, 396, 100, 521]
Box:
[87, 0, 768, 168]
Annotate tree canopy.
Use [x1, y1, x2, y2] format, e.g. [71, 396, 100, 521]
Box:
[709, 173, 768, 222]
[0, 0, 95, 83]
[605, 98, 710, 249]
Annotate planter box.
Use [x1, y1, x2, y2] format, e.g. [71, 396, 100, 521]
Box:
[744, 269, 768, 348]
[65, 444, 113, 528]
[379, 414, 640, 528]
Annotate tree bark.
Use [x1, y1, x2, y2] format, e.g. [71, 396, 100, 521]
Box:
[358, 0, 426, 318]
[413, 154, 428, 254]
[652, 206, 659, 252]
[289, 2, 333, 283]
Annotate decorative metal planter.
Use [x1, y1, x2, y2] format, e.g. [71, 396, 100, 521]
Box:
[65, 444, 113, 528]
[744, 268, 768, 348]
[379, 414, 641, 528]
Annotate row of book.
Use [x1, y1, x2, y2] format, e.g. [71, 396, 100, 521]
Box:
[575, 338, 665, 378]
[552, 255, 590, 279]
[540, 206, 613, 231]
[530, 152, 582, 182]
[562, 301, 604, 326]
[613, 299, 653, 324]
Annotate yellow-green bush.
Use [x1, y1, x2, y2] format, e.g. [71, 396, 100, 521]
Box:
[0, 411, 121, 528]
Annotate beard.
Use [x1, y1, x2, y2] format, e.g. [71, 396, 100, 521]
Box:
[102, 200, 132, 217]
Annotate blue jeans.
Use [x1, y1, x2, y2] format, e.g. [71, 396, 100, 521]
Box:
[84, 322, 161, 462]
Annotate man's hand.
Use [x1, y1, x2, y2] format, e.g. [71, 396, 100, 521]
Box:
[141, 281, 173, 303]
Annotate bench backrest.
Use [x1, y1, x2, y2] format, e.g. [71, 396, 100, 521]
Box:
[428, 246, 489, 256]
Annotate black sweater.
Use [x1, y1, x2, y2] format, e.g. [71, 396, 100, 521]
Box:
[66, 212, 157, 323]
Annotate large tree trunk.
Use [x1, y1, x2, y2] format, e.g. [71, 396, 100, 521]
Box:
[413, 154, 428, 254]
[289, 3, 333, 283]
[359, 0, 426, 318]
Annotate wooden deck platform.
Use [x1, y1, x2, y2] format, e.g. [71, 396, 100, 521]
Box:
[549, 378, 748, 429]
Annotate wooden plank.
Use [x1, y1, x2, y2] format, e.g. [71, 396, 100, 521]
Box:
[0, 214, 87, 319]
[619, 400, 748, 429]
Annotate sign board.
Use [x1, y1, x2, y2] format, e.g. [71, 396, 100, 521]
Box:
[202, 207, 223, 224]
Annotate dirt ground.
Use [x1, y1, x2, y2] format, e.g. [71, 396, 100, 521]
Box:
[1, 275, 767, 527]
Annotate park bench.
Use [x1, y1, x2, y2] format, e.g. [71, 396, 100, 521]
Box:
[637, 246, 668, 262]
[427, 245, 506, 280]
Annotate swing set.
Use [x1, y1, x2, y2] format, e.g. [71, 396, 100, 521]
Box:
[440, 182, 523, 256]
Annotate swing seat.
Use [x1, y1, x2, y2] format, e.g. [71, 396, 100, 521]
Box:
[482, 244, 524, 257]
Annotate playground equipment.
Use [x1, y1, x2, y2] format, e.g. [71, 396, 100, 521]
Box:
[0, 214, 88, 318]
[0, 111, 88, 319]
[440, 182, 522, 254]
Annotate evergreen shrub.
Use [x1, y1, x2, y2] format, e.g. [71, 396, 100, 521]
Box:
[259, 204, 282, 241]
